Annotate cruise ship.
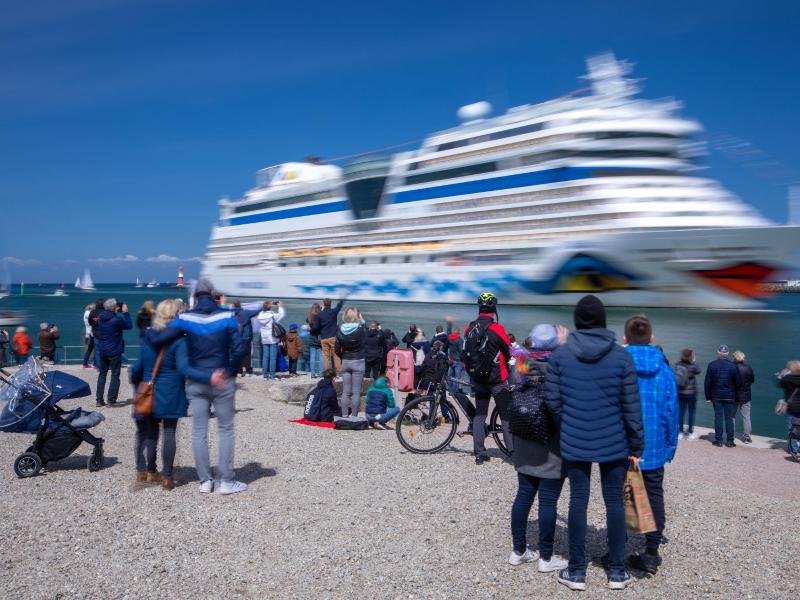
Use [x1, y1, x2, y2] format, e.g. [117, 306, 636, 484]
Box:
[202, 54, 799, 309]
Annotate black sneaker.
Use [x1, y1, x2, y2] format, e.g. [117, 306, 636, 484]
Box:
[95, 401, 106, 407]
[626, 552, 660, 575]
[475, 454, 490, 465]
[607, 571, 632, 590]
[725, 441, 736, 448]
[557, 568, 586, 591]
[712, 441, 723, 447]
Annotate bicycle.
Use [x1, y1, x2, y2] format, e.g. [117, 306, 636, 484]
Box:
[395, 377, 510, 456]
[788, 417, 800, 461]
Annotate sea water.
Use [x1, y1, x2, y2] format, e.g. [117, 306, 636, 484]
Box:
[2, 283, 797, 438]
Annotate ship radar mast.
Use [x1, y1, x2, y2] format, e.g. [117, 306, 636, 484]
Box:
[584, 52, 640, 99]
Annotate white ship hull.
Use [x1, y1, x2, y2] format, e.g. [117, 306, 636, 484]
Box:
[203, 226, 798, 309]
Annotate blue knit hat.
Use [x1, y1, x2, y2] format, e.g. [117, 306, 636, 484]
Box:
[289, 323, 298, 331]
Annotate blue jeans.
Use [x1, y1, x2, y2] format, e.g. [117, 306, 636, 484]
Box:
[565, 459, 627, 576]
[367, 406, 400, 425]
[713, 400, 736, 443]
[511, 473, 564, 559]
[309, 347, 322, 376]
[788, 415, 800, 454]
[82, 336, 95, 367]
[262, 343, 278, 379]
[447, 361, 464, 394]
[678, 393, 697, 433]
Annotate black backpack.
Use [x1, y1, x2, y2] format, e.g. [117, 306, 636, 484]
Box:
[272, 320, 287, 340]
[462, 318, 496, 381]
[507, 367, 553, 444]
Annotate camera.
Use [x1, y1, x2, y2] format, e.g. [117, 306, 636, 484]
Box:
[116, 301, 124, 312]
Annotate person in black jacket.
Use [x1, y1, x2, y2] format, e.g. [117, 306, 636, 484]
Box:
[304, 369, 339, 422]
[363, 322, 387, 380]
[704, 345, 742, 447]
[733, 350, 755, 444]
[401, 324, 418, 348]
[231, 299, 261, 377]
[544, 295, 643, 591]
[312, 297, 344, 373]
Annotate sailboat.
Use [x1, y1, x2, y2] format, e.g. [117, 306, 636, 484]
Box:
[75, 269, 96, 291]
[135, 277, 144, 288]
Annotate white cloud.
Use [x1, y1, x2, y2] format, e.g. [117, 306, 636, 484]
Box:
[184, 256, 204, 263]
[1, 256, 42, 266]
[88, 254, 140, 265]
[145, 254, 181, 263]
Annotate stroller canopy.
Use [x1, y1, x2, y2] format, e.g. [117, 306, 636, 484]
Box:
[0, 358, 91, 433]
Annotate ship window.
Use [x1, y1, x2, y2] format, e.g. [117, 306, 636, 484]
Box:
[231, 190, 335, 214]
[403, 256, 411, 263]
[359, 257, 366, 265]
[317, 259, 326, 266]
[427, 255, 436, 262]
[298, 260, 305, 267]
[380, 256, 388, 264]
[404, 161, 497, 186]
[339, 258, 346, 265]
[436, 123, 544, 152]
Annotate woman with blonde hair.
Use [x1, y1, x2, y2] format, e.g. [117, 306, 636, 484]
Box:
[335, 306, 366, 416]
[732, 350, 755, 444]
[130, 299, 190, 490]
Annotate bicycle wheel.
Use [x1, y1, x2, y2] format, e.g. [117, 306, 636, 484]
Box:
[788, 431, 800, 461]
[489, 407, 511, 457]
[396, 396, 457, 454]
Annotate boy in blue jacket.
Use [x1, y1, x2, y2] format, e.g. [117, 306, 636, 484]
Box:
[624, 315, 679, 575]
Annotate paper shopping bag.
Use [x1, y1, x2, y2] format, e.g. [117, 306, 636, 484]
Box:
[623, 458, 657, 533]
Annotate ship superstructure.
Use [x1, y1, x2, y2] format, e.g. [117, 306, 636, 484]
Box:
[202, 54, 797, 308]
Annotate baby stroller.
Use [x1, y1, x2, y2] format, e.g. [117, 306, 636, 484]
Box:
[0, 358, 105, 478]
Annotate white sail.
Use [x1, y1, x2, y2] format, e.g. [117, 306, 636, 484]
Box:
[75, 277, 81, 288]
[83, 269, 94, 289]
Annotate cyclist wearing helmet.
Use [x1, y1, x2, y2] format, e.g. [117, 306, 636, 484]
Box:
[462, 292, 514, 464]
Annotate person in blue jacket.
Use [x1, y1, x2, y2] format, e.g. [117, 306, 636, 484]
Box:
[230, 299, 261, 377]
[167, 278, 246, 495]
[95, 298, 133, 407]
[704, 344, 742, 447]
[544, 295, 643, 591]
[364, 376, 399, 430]
[303, 368, 339, 422]
[623, 315, 678, 575]
[130, 299, 190, 491]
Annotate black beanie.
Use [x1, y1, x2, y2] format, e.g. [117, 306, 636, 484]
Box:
[574, 294, 606, 330]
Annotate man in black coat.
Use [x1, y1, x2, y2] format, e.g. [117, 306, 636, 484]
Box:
[704, 344, 742, 447]
[311, 297, 343, 373]
[363, 322, 386, 380]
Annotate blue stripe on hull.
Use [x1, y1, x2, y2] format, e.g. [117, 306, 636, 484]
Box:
[392, 166, 637, 203]
[224, 167, 664, 226]
[228, 200, 349, 226]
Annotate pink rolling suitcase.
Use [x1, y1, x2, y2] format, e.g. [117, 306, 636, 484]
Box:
[386, 348, 414, 392]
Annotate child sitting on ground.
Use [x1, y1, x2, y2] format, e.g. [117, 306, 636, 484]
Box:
[303, 368, 339, 422]
[364, 377, 400, 430]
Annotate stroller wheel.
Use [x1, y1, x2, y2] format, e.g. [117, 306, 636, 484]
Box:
[14, 452, 43, 478]
[87, 446, 104, 472]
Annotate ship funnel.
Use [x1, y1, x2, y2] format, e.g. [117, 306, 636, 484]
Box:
[457, 101, 492, 123]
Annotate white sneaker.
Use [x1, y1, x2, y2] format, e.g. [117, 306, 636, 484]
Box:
[678, 432, 685, 440]
[538, 554, 569, 573]
[688, 432, 698, 441]
[198, 479, 214, 493]
[218, 480, 248, 495]
[509, 548, 539, 566]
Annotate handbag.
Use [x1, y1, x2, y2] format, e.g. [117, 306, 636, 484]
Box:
[272, 320, 287, 340]
[623, 457, 657, 534]
[133, 349, 165, 417]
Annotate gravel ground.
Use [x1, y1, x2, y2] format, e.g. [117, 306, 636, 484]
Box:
[0, 366, 796, 599]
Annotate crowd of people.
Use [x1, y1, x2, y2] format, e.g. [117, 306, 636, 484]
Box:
[3, 278, 798, 591]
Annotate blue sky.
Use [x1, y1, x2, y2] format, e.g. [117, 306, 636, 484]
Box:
[2, 0, 799, 282]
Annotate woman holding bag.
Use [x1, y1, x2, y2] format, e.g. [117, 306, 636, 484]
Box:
[130, 299, 190, 490]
